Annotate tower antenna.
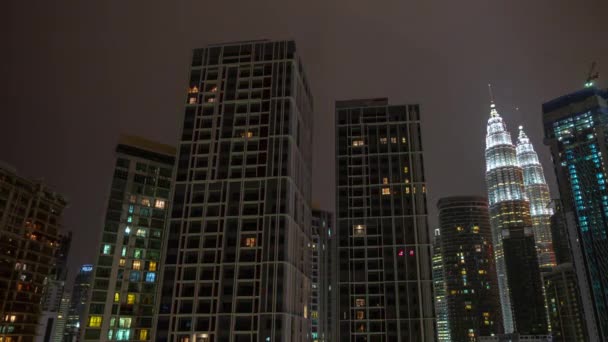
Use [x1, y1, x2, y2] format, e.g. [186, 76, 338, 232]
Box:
[488, 83, 496, 107]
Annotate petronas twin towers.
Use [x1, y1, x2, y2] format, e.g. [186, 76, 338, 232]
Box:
[484, 90, 555, 335]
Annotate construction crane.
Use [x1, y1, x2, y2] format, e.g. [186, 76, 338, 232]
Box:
[585, 62, 599, 87]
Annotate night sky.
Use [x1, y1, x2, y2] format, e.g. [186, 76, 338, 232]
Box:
[2, 1, 607, 285]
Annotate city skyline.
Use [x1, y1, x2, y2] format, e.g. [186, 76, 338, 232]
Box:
[4, 2, 607, 281]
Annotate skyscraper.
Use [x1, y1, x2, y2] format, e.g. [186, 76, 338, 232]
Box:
[484, 95, 547, 334]
[432, 229, 450, 342]
[310, 209, 334, 342]
[0, 163, 68, 341]
[515, 127, 556, 270]
[37, 232, 72, 342]
[65, 264, 93, 342]
[542, 86, 608, 340]
[335, 98, 435, 340]
[155, 40, 314, 342]
[81, 136, 175, 341]
[436, 196, 502, 341]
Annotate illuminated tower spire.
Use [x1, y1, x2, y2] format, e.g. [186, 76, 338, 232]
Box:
[484, 91, 548, 335]
[516, 126, 556, 270]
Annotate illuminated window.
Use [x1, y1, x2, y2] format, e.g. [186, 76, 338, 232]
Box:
[401, 137, 407, 144]
[136, 229, 146, 238]
[154, 200, 165, 209]
[141, 198, 151, 207]
[117, 329, 130, 340]
[121, 247, 127, 257]
[108, 329, 114, 340]
[132, 260, 141, 270]
[129, 195, 137, 203]
[356, 310, 365, 319]
[390, 137, 397, 144]
[125, 226, 131, 235]
[134, 249, 142, 259]
[243, 237, 256, 247]
[139, 329, 148, 341]
[465, 302, 472, 310]
[450, 290, 457, 295]
[456, 226, 464, 232]
[127, 216, 133, 223]
[353, 225, 366, 236]
[404, 178, 410, 184]
[382, 177, 389, 185]
[127, 294, 136, 305]
[382, 188, 391, 195]
[119, 317, 132, 328]
[206, 97, 215, 103]
[478, 270, 486, 275]
[114, 292, 120, 302]
[380, 137, 387, 144]
[355, 298, 365, 307]
[89, 316, 102, 327]
[210, 86, 218, 93]
[188, 97, 197, 104]
[103, 244, 112, 255]
[405, 187, 410, 194]
[128, 205, 134, 214]
[403, 166, 409, 174]
[149, 261, 157, 271]
[8, 315, 16, 322]
[241, 131, 254, 138]
[358, 324, 365, 332]
[311, 311, 318, 319]
[145, 272, 156, 283]
[188, 86, 199, 94]
[352, 140, 364, 147]
[472, 225, 480, 233]
[130, 271, 140, 282]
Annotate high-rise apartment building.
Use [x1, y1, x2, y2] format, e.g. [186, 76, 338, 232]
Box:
[335, 98, 435, 340]
[543, 263, 587, 341]
[515, 128, 556, 270]
[81, 136, 175, 341]
[542, 86, 608, 340]
[484, 98, 547, 334]
[542, 201, 588, 341]
[436, 196, 502, 341]
[311, 209, 334, 342]
[432, 230, 450, 342]
[0, 164, 68, 341]
[37, 233, 72, 342]
[155, 40, 314, 342]
[65, 264, 93, 342]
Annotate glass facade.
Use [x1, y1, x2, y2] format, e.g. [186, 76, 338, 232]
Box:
[432, 229, 450, 342]
[155, 40, 314, 342]
[542, 87, 608, 340]
[335, 98, 435, 340]
[65, 264, 94, 341]
[436, 196, 502, 341]
[484, 101, 547, 334]
[81, 136, 175, 341]
[311, 209, 335, 342]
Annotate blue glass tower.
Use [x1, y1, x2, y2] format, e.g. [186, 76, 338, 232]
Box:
[543, 86, 608, 341]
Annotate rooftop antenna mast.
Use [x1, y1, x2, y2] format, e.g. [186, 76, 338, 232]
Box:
[488, 83, 496, 107]
[585, 62, 599, 87]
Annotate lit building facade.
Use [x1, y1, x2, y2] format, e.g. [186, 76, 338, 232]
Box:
[484, 99, 547, 334]
[542, 86, 608, 340]
[65, 264, 94, 342]
[543, 263, 587, 341]
[432, 229, 450, 342]
[0, 164, 68, 341]
[436, 196, 503, 341]
[155, 40, 314, 342]
[81, 136, 175, 341]
[37, 233, 72, 342]
[310, 209, 334, 342]
[335, 98, 435, 340]
[516, 128, 556, 270]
